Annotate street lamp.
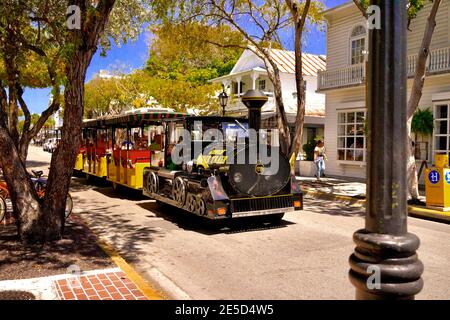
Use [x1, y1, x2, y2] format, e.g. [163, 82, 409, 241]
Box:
[348, 0, 423, 299]
[218, 90, 228, 116]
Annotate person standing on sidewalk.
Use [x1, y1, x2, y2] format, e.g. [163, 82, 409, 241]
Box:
[314, 140, 327, 180]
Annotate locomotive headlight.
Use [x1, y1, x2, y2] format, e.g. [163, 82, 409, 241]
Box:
[233, 172, 243, 183]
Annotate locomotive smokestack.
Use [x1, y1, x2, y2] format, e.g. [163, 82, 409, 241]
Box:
[241, 90, 268, 131]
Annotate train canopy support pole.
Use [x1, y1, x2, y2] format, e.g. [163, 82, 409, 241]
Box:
[348, 0, 424, 300]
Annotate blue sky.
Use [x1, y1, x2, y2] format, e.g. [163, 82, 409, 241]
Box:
[24, 0, 348, 114]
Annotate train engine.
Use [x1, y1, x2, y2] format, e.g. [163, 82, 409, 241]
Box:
[143, 90, 303, 221]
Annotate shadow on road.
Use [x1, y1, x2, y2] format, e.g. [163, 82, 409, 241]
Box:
[305, 198, 365, 218]
[26, 160, 51, 169]
[138, 201, 296, 236]
[72, 195, 161, 264]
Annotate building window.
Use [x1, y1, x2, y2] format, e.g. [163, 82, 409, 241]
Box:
[434, 103, 450, 160]
[258, 79, 266, 91]
[337, 110, 366, 162]
[350, 25, 366, 65]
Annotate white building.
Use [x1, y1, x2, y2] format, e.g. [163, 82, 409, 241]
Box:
[211, 48, 327, 146]
[318, 1, 450, 179]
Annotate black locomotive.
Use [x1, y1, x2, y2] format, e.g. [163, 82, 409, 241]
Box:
[143, 90, 303, 221]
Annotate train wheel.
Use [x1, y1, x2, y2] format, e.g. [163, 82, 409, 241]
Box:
[186, 194, 196, 212]
[0, 196, 6, 223]
[112, 182, 120, 192]
[65, 194, 73, 219]
[172, 177, 186, 206]
[197, 198, 206, 216]
[148, 171, 159, 194]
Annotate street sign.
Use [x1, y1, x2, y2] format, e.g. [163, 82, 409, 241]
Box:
[428, 170, 440, 184]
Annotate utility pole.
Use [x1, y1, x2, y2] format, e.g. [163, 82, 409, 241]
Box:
[348, 0, 424, 299]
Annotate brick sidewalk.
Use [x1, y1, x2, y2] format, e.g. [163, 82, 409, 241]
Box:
[54, 270, 147, 300]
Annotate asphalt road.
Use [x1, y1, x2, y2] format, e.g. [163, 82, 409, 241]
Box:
[28, 146, 450, 300]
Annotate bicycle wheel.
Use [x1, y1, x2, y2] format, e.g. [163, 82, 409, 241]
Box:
[65, 193, 73, 219]
[0, 196, 6, 223]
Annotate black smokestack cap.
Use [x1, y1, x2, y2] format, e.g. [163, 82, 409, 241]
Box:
[241, 89, 268, 131]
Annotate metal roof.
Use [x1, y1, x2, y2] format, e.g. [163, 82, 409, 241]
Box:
[268, 49, 327, 76]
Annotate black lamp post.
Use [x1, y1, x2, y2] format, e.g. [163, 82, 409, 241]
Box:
[218, 90, 228, 116]
[348, 0, 423, 299]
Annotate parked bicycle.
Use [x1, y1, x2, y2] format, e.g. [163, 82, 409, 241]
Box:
[0, 170, 73, 223]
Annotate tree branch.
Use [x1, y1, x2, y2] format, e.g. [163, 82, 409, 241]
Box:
[352, 0, 368, 19]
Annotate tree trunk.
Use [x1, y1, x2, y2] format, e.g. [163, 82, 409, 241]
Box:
[42, 0, 116, 238]
[0, 124, 46, 244]
[268, 66, 291, 156]
[291, 20, 306, 156]
[406, 0, 441, 200]
[43, 53, 89, 237]
[407, 119, 420, 200]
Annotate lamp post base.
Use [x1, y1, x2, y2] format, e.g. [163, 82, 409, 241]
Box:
[349, 229, 424, 300]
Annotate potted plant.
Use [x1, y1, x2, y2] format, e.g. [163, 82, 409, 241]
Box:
[298, 137, 320, 177]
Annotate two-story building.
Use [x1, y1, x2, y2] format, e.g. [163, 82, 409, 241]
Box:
[211, 48, 327, 147]
[318, 1, 450, 179]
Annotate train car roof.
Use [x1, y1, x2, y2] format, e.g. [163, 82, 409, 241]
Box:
[83, 114, 249, 128]
[164, 116, 248, 123]
[82, 110, 187, 128]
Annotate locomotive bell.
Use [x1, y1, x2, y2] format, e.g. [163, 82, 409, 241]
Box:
[241, 90, 268, 132]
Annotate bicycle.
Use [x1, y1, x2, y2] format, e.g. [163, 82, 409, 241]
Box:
[0, 170, 73, 223]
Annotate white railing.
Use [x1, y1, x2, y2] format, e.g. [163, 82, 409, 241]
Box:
[406, 46, 450, 76]
[319, 46, 450, 91]
[427, 46, 450, 74]
[317, 63, 365, 91]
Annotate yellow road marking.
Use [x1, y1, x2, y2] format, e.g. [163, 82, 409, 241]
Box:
[95, 239, 166, 300]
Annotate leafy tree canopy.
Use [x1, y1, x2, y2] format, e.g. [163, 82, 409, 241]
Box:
[85, 23, 244, 116]
[146, 22, 244, 84]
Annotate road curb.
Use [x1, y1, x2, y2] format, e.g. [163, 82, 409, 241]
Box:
[74, 214, 167, 300]
[302, 187, 450, 222]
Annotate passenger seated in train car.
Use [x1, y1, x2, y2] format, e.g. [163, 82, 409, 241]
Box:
[96, 134, 107, 155]
[165, 136, 184, 170]
[121, 140, 134, 150]
[78, 140, 87, 154]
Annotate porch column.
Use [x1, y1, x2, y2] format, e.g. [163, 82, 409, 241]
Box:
[236, 76, 242, 97]
[251, 72, 259, 90]
[348, 0, 424, 299]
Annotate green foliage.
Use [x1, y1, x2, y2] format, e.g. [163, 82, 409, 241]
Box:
[411, 108, 434, 136]
[302, 137, 320, 161]
[146, 23, 243, 84]
[85, 22, 243, 117]
[355, 0, 427, 22]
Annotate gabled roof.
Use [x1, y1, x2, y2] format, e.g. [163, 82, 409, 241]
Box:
[230, 48, 326, 77]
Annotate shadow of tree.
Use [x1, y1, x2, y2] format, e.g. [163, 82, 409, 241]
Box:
[71, 194, 161, 264]
[25, 160, 51, 169]
[0, 217, 113, 281]
[305, 198, 365, 218]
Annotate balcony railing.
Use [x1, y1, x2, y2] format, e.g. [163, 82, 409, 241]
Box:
[317, 63, 365, 91]
[318, 46, 450, 91]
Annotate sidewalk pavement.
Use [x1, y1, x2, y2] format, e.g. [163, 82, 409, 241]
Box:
[298, 176, 450, 222]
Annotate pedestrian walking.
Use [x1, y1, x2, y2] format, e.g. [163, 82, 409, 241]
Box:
[314, 140, 326, 180]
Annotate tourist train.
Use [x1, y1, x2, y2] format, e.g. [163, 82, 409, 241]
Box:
[74, 91, 303, 222]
